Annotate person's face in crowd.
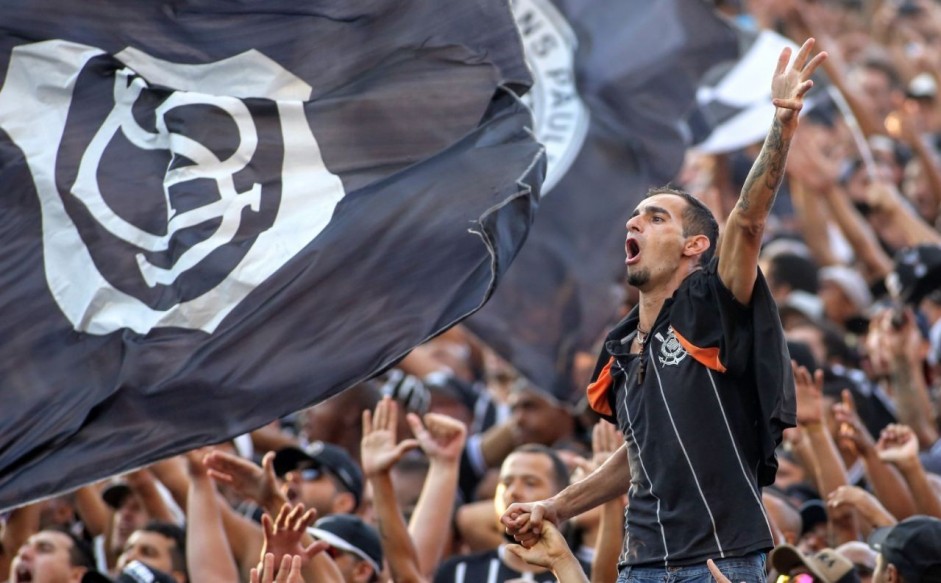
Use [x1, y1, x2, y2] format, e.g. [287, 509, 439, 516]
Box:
[850, 67, 900, 122]
[117, 530, 183, 582]
[10, 531, 87, 583]
[509, 388, 571, 446]
[786, 326, 827, 369]
[624, 194, 698, 292]
[798, 521, 829, 554]
[325, 547, 374, 583]
[282, 464, 354, 518]
[494, 451, 561, 518]
[38, 497, 76, 530]
[903, 159, 939, 224]
[819, 280, 859, 326]
[110, 494, 149, 553]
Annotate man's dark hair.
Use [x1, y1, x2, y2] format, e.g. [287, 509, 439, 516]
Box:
[141, 521, 187, 578]
[645, 186, 720, 266]
[46, 526, 96, 570]
[512, 444, 571, 492]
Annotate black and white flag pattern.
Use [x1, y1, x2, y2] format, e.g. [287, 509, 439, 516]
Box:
[0, 0, 544, 509]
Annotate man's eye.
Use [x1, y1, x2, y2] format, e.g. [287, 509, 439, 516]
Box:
[652, 216, 663, 223]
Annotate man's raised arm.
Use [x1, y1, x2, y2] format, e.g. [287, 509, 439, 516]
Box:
[718, 37, 827, 304]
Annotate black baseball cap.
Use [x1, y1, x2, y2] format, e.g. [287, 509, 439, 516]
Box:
[82, 561, 177, 583]
[887, 245, 941, 305]
[101, 480, 132, 509]
[308, 514, 382, 574]
[273, 442, 363, 508]
[799, 499, 829, 536]
[869, 516, 941, 583]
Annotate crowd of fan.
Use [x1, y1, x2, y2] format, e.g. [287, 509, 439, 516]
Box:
[6, 0, 941, 581]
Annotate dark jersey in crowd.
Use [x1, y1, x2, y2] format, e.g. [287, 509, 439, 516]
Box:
[434, 546, 591, 583]
[587, 260, 795, 568]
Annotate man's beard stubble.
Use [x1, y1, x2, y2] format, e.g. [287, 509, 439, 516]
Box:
[626, 267, 650, 288]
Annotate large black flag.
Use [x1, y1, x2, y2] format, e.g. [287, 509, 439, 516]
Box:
[467, 0, 739, 399]
[0, 1, 544, 509]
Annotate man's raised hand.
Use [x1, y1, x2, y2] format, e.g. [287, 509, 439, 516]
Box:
[772, 38, 827, 124]
[361, 395, 420, 477]
[406, 411, 467, 463]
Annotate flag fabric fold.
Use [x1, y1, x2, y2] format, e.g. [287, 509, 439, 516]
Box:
[0, 0, 544, 510]
[467, 0, 740, 400]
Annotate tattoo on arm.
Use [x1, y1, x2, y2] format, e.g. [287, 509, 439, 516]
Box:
[738, 118, 788, 214]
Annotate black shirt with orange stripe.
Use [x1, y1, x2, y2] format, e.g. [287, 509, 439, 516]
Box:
[586, 258, 795, 568]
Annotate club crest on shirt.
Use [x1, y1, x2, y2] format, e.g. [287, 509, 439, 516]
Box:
[655, 327, 688, 366]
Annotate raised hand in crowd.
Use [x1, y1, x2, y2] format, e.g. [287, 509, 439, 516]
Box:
[184, 447, 241, 583]
[876, 424, 941, 518]
[584, 420, 626, 583]
[794, 361, 825, 428]
[361, 396, 420, 478]
[832, 389, 917, 520]
[260, 503, 327, 571]
[405, 408, 466, 576]
[362, 395, 425, 583]
[505, 520, 589, 583]
[827, 484, 897, 529]
[251, 553, 305, 583]
[876, 424, 920, 466]
[204, 450, 286, 516]
[406, 410, 466, 464]
[792, 361, 850, 515]
[867, 308, 939, 447]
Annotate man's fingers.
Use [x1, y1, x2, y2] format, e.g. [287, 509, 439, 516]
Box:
[772, 98, 805, 112]
[374, 397, 389, 430]
[288, 555, 303, 582]
[405, 412, 426, 438]
[275, 502, 291, 530]
[262, 513, 274, 537]
[286, 503, 304, 529]
[707, 558, 731, 583]
[275, 554, 293, 583]
[304, 540, 330, 559]
[262, 553, 275, 583]
[775, 46, 792, 77]
[792, 37, 815, 72]
[299, 508, 317, 530]
[394, 438, 421, 459]
[803, 51, 828, 78]
[262, 451, 277, 480]
[206, 469, 234, 484]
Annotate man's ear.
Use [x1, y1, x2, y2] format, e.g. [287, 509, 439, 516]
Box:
[331, 491, 357, 515]
[352, 559, 376, 583]
[886, 563, 900, 583]
[683, 233, 711, 258]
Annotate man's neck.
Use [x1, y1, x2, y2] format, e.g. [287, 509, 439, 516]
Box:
[636, 264, 700, 330]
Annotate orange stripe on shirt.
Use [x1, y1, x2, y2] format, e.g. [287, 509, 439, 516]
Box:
[586, 356, 615, 417]
[673, 328, 727, 373]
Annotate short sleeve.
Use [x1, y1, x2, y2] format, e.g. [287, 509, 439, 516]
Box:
[669, 258, 754, 377]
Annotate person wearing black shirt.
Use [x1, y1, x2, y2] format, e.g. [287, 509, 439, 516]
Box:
[502, 37, 827, 583]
